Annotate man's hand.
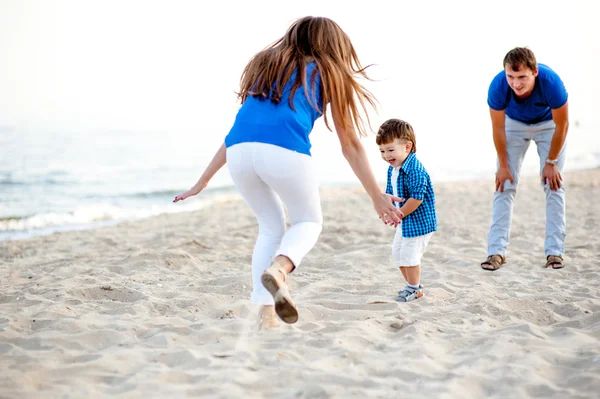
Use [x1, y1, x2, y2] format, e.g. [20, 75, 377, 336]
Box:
[495, 166, 514, 192]
[542, 163, 563, 191]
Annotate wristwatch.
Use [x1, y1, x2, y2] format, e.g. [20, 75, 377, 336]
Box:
[546, 158, 559, 166]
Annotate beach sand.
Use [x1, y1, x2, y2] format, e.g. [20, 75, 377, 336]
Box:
[1, 168, 599, 398]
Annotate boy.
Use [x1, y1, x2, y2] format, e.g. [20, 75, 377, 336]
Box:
[377, 119, 437, 302]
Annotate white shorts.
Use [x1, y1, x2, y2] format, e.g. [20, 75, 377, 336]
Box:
[392, 231, 433, 267]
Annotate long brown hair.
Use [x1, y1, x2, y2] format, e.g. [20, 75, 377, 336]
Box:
[237, 16, 377, 137]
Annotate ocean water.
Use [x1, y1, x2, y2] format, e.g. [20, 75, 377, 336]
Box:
[2, 1, 600, 241]
[0, 126, 241, 241]
[2, 119, 599, 242]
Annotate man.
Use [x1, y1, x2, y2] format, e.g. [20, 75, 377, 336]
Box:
[481, 47, 569, 271]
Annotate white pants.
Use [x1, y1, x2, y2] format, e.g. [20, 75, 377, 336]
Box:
[392, 231, 433, 267]
[487, 117, 567, 257]
[226, 142, 323, 305]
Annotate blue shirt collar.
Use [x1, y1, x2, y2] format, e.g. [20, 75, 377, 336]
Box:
[400, 152, 417, 173]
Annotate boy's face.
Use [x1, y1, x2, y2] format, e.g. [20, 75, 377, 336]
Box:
[379, 138, 412, 169]
[505, 63, 538, 98]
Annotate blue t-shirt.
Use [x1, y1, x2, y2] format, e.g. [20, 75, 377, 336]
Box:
[225, 62, 323, 156]
[487, 63, 568, 124]
[385, 153, 437, 238]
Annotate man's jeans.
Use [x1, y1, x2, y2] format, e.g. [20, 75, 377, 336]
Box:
[487, 117, 566, 257]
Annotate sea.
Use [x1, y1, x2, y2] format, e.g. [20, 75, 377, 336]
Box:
[1, 120, 599, 241]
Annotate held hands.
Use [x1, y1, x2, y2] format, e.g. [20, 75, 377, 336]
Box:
[173, 182, 206, 203]
[495, 166, 514, 193]
[542, 163, 563, 191]
[374, 193, 404, 227]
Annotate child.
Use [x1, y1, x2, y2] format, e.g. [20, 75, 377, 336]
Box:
[376, 119, 437, 302]
[174, 16, 403, 329]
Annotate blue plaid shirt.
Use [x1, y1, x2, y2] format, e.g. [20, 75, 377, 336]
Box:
[386, 153, 437, 238]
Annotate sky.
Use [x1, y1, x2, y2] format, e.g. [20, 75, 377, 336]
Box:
[1, 0, 599, 179]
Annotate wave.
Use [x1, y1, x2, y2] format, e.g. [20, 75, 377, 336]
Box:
[0, 171, 77, 186]
[120, 185, 237, 199]
[0, 190, 242, 239]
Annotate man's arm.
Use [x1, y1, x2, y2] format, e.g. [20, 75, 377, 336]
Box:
[548, 102, 569, 160]
[541, 102, 569, 190]
[490, 108, 514, 192]
[490, 108, 508, 168]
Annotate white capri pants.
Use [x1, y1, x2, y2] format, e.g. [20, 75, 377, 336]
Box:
[226, 142, 323, 305]
[392, 230, 433, 267]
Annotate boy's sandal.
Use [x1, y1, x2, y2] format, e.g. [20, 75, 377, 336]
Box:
[481, 254, 506, 271]
[545, 255, 565, 269]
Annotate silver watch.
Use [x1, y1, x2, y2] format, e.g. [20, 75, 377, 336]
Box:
[546, 158, 558, 166]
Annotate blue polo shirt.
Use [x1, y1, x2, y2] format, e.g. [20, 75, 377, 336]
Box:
[225, 62, 323, 156]
[386, 153, 437, 238]
[488, 63, 568, 125]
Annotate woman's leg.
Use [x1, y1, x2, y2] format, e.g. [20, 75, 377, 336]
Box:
[226, 144, 286, 306]
[254, 144, 323, 270]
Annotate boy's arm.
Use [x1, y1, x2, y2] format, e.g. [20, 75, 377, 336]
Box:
[399, 198, 423, 218]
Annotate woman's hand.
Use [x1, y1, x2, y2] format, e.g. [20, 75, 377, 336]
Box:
[373, 193, 404, 226]
[173, 143, 227, 203]
[173, 183, 206, 202]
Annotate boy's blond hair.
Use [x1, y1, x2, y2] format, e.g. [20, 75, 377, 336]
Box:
[376, 119, 417, 153]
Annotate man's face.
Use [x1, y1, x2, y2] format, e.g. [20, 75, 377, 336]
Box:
[505, 64, 538, 98]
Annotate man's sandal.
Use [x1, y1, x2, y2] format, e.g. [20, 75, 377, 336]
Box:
[261, 264, 299, 324]
[481, 254, 506, 271]
[545, 254, 565, 269]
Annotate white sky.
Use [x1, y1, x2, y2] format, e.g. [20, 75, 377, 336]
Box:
[1, 0, 599, 178]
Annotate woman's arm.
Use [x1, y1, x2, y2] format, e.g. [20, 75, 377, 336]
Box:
[332, 111, 404, 224]
[173, 143, 226, 202]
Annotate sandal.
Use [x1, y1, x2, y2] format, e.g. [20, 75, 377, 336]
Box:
[261, 264, 299, 324]
[481, 254, 506, 271]
[545, 254, 565, 269]
[258, 305, 280, 330]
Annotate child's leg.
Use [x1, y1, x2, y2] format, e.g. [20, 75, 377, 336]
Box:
[395, 233, 433, 302]
[399, 267, 408, 282]
[396, 264, 423, 302]
[392, 226, 407, 283]
[403, 265, 421, 286]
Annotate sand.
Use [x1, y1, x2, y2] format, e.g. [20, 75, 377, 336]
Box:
[1, 168, 599, 398]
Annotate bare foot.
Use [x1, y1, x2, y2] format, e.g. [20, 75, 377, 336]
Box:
[258, 305, 280, 330]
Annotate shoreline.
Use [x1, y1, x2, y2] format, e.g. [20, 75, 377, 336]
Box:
[3, 166, 599, 243]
